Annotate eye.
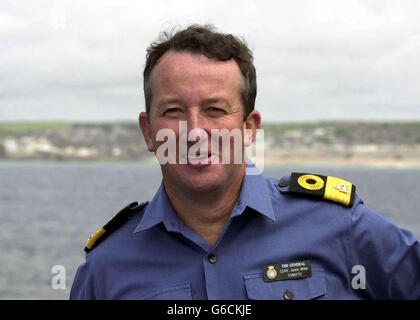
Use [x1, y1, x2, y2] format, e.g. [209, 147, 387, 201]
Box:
[164, 108, 183, 116]
[207, 107, 226, 115]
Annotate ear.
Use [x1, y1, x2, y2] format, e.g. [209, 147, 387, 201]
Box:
[139, 112, 155, 152]
[243, 109, 261, 147]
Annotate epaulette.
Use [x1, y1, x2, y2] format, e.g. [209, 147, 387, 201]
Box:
[284, 172, 356, 207]
[84, 201, 146, 253]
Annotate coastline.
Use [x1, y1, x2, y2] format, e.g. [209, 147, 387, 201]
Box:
[2, 121, 420, 168]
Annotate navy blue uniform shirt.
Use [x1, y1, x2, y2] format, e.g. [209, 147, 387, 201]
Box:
[70, 171, 420, 299]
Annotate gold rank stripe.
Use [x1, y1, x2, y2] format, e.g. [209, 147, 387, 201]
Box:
[85, 228, 106, 251]
[324, 176, 352, 207]
[83, 202, 141, 253]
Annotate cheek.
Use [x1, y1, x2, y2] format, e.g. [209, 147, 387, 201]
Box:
[151, 120, 179, 144]
[210, 121, 245, 163]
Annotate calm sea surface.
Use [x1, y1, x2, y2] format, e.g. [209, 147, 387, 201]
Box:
[1, 161, 419, 299]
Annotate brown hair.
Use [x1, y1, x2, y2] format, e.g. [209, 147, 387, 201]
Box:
[143, 24, 256, 119]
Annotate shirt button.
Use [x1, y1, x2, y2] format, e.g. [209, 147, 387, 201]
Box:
[283, 290, 294, 300]
[208, 254, 217, 264]
[278, 180, 289, 188]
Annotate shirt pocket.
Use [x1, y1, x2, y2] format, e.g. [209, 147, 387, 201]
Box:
[137, 283, 192, 300]
[243, 272, 326, 300]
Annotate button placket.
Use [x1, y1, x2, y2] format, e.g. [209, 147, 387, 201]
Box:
[203, 252, 221, 299]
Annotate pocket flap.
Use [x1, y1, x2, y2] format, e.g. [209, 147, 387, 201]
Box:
[244, 273, 326, 300]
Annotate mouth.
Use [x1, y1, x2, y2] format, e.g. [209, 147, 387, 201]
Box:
[186, 152, 217, 167]
[187, 153, 211, 160]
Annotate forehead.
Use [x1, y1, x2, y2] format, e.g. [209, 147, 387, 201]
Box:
[149, 50, 243, 104]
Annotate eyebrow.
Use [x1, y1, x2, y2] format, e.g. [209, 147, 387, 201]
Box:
[156, 98, 184, 110]
[201, 98, 235, 111]
[202, 97, 231, 106]
[156, 97, 232, 109]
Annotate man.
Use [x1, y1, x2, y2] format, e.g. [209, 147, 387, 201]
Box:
[70, 24, 420, 300]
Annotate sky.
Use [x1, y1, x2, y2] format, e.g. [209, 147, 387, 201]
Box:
[1, 0, 420, 123]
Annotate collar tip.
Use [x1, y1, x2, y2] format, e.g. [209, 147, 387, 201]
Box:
[133, 224, 152, 233]
[265, 211, 276, 222]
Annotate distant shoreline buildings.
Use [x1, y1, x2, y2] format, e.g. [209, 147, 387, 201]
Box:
[1, 122, 420, 166]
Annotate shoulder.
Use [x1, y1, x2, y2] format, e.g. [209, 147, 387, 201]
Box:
[265, 172, 363, 214]
[84, 201, 149, 254]
[71, 202, 149, 299]
[266, 171, 410, 234]
[266, 172, 361, 208]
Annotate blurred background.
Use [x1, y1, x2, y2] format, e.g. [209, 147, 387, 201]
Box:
[1, 0, 420, 299]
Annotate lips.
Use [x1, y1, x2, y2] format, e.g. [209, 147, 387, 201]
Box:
[181, 146, 221, 167]
[186, 151, 216, 166]
[187, 152, 211, 160]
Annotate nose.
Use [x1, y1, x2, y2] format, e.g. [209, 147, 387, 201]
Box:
[184, 108, 209, 147]
[186, 108, 205, 132]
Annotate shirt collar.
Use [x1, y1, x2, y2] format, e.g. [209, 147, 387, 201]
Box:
[230, 166, 276, 221]
[134, 181, 179, 233]
[134, 167, 275, 233]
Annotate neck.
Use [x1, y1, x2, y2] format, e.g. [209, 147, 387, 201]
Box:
[164, 165, 246, 246]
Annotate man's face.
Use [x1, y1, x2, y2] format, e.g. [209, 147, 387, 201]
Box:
[140, 50, 259, 193]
